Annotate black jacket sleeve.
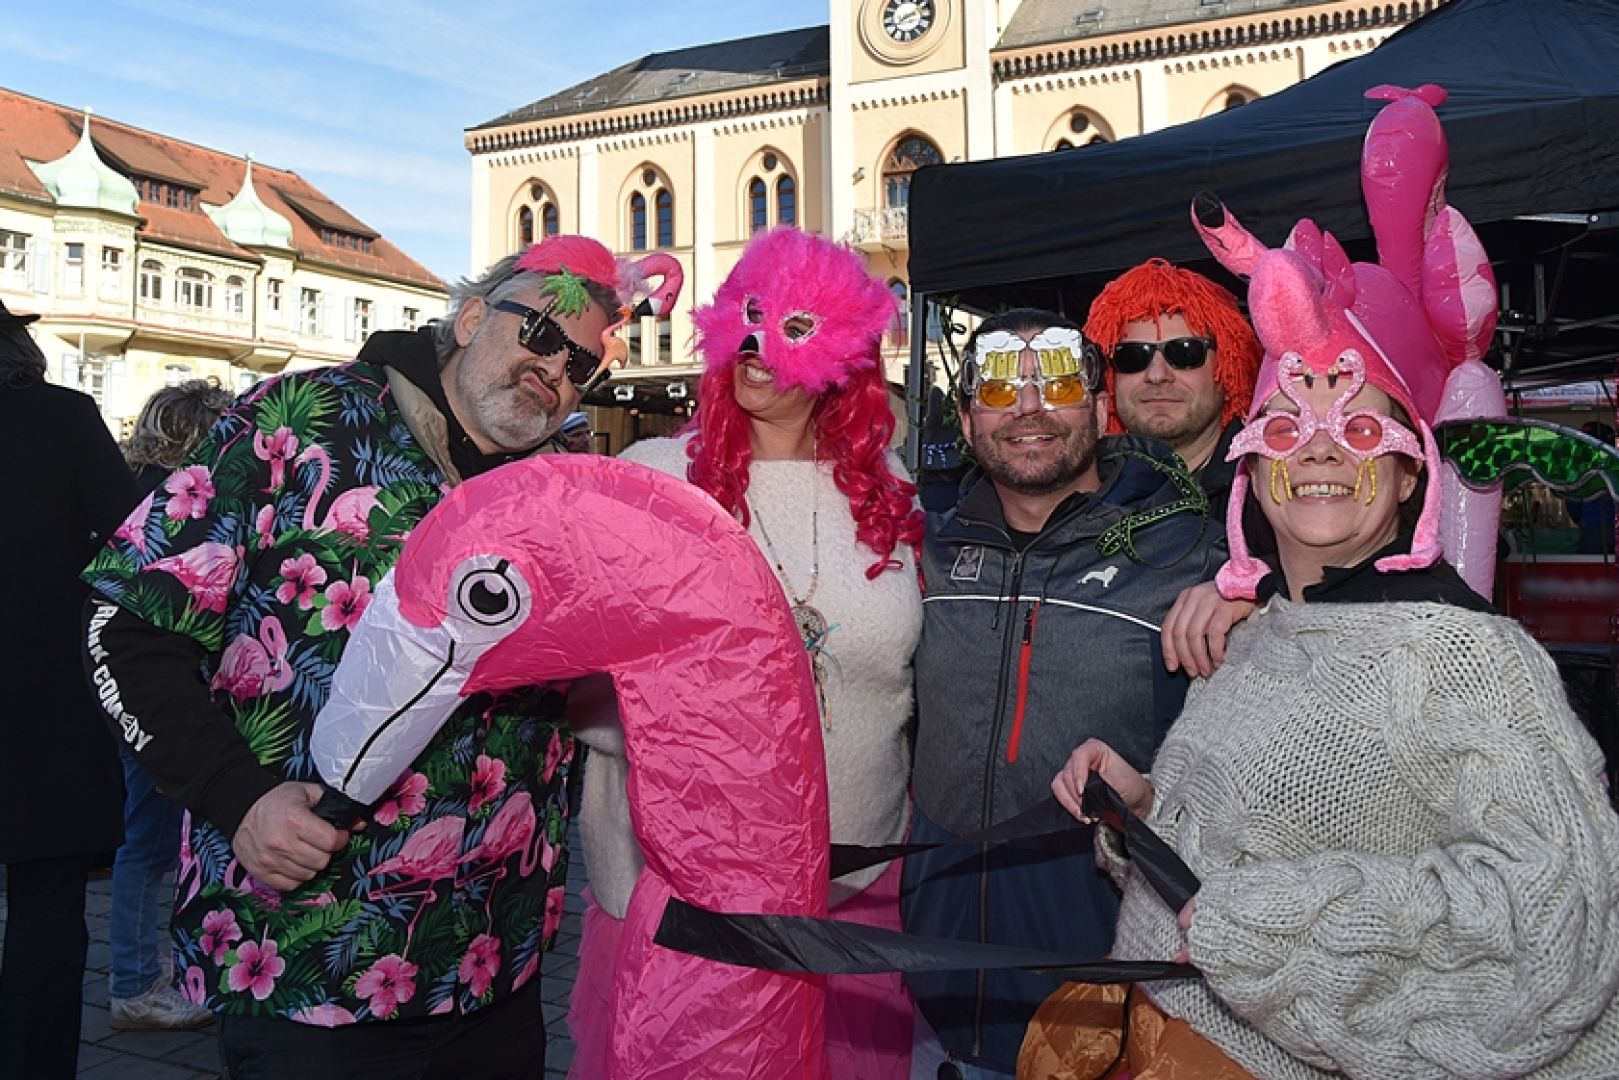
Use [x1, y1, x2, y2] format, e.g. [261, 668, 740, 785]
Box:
[70, 393, 140, 559]
[84, 594, 278, 838]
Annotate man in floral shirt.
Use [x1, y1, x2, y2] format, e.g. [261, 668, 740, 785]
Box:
[82, 236, 621, 1078]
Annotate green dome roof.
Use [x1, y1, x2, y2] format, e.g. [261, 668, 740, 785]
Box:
[205, 159, 295, 250]
[28, 109, 138, 216]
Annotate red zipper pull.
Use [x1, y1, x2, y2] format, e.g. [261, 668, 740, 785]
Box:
[1006, 601, 1041, 764]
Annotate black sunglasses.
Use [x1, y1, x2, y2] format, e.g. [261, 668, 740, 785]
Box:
[1109, 337, 1214, 375]
[491, 300, 605, 389]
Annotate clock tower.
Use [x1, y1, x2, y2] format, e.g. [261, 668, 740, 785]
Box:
[828, 0, 1000, 322]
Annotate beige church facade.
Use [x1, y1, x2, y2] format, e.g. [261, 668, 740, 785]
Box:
[466, 0, 1444, 451]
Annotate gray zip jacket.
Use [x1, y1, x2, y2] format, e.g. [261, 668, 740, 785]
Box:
[903, 434, 1223, 1070]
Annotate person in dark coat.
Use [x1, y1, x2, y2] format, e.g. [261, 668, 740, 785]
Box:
[0, 299, 139, 1079]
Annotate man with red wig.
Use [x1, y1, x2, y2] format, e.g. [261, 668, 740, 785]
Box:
[81, 236, 623, 1078]
[1084, 257, 1261, 510]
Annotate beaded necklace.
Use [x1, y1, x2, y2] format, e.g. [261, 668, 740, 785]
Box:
[746, 446, 834, 727]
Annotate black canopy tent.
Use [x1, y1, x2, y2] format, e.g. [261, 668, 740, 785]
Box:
[904, 0, 1619, 427]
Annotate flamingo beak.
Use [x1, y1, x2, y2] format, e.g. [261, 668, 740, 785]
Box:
[309, 573, 473, 807]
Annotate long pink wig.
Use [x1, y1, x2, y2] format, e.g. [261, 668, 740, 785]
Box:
[686, 228, 920, 577]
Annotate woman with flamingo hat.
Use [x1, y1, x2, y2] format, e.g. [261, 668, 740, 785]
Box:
[1026, 88, 1619, 1079]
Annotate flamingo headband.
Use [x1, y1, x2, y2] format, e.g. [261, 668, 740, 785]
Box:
[1194, 84, 1498, 599]
[511, 235, 684, 381]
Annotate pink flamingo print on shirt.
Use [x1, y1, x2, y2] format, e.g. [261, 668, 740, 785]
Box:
[212, 616, 294, 701]
[142, 543, 243, 614]
[295, 444, 381, 541]
[459, 791, 543, 921]
[366, 814, 465, 950]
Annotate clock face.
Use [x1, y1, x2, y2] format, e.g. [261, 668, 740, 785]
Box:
[882, 0, 935, 42]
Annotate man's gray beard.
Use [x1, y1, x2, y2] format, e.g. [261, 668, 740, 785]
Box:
[477, 376, 559, 454]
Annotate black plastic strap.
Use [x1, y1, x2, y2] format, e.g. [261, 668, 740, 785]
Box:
[654, 777, 1201, 983]
[654, 900, 1198, 983]
[830, 778, 1198, 912]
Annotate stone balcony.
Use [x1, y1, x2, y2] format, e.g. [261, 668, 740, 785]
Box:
[850, 206, 910, 249]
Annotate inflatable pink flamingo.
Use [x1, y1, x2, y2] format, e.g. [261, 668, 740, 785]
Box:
[1361, 84, 1505, 597]
[1192, 83, 1501, 596]
[309, 454, 829, 1078]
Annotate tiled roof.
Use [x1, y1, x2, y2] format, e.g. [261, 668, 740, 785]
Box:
[0, 88, 443, 292]
[996, 0, 1327, 50]
[275, 187, 378, 239]
[470, 25, 829, 130]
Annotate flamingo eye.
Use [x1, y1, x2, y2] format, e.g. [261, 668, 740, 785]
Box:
[455, 560, 526, 627]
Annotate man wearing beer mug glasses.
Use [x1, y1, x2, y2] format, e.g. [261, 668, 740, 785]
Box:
[907, 308, 1221, 1076]
[957, 314, 1108, 528]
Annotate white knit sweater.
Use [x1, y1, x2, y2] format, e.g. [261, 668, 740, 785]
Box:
[1106, 599, 1619, 1079]
[577, 435, 921, 913]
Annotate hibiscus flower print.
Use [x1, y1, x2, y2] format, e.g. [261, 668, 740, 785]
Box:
[226, 938, 285, 1001]
[253, 426, 300, 491]
[354, 954, 419, 1019]
[512, 950, 540, 991]
[319, 575, 372, 632]
[468, 754, 507, 814]
[199, 908, 243, 964]
[164, 465, 216, 521]
[276, 553, 328, 609]
[457, 933, 502, 999]
[373, 771, 429, 826]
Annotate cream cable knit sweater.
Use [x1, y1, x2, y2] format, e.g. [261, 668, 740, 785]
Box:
[1105, 598, 1619, 1079]
[576, 435, 921, 914]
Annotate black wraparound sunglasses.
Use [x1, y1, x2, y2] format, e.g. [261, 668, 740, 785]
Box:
[1109, 336, 1214, 375]
[491, 300, 605, 389]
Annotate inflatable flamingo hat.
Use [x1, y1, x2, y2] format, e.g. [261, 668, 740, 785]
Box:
[1193, 83, 1502, 599]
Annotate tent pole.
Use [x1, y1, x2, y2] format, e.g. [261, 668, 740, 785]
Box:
[904, 292, 929, 473]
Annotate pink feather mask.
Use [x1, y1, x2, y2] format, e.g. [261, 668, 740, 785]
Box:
[692, 227, 898, 395]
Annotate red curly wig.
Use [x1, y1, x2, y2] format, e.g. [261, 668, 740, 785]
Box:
[685, 364, 921, 580]
[1083, 257, 1262, 436]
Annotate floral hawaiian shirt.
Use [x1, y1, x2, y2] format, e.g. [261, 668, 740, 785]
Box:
[84, 356, 572, 1023]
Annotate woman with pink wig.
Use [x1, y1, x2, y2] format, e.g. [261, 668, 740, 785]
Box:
[567, 227, 923, 1078]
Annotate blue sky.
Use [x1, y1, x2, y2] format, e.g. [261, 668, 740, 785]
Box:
[8, 0, 828, 283]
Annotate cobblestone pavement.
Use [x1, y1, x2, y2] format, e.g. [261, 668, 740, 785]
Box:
[0, 829, 586, 1078]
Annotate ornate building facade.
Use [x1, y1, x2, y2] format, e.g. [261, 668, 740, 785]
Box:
[0, 89, 447, 433]
[466, 0, 1444, 450]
